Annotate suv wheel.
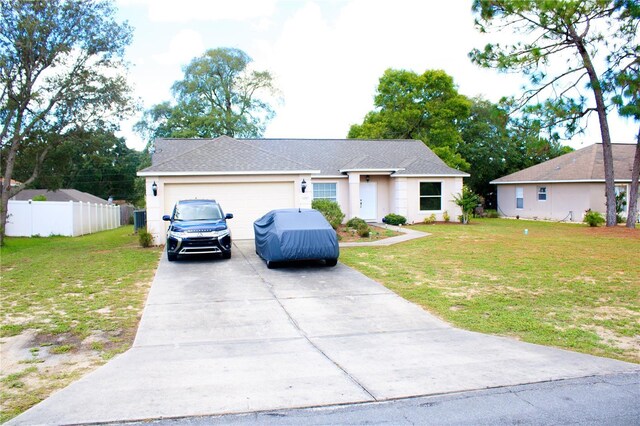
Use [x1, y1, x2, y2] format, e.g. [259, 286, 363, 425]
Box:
[222, 251, 231, 259]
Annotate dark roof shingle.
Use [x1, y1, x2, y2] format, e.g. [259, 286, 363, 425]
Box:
[491, 143, 636, 184]
[140, 137, 467, 177]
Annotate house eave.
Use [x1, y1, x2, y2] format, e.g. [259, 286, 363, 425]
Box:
[491, 179, 633, 185]
[396, 173, 470, 178]
[338, 168, 405, 174]
[137, 170, 321, 177]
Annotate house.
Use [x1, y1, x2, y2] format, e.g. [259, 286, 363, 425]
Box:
[11, 188, 109, 204]
[491, 143, 638, 222]
[138, 136, 469, 242]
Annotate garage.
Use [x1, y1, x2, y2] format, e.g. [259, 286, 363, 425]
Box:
[163, 181, 296, 240]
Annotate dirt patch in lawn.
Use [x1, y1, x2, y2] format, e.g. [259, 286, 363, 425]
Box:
[0, 328, 137, 422]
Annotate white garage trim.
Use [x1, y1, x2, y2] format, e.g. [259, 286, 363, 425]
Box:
[146, 174, 313, 244]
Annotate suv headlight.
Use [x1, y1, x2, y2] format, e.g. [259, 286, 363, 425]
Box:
[168, 229, 188, 239]
[213, 229, 230, 238]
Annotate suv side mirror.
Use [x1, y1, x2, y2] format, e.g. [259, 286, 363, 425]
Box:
[225, 213, 233, 219]
[162, 215, 171, 221]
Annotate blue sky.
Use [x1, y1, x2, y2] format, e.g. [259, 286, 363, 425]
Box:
[114, 0, 637, 151]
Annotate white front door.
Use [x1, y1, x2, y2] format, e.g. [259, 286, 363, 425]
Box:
[360, 182, 377, 221]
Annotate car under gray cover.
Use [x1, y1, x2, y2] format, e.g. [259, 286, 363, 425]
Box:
[253, 208, 339, 268]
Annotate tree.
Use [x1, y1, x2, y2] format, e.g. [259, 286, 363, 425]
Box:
[608, 0, 639, 228]
[0, 0, 134, 244]
[348, 69, 472, 171]
[458, 98, 571, 207]
[136, 48, 278, 141]
[13, 130, 146, 204]
[470, 0, 639, 226]
[452, 186, 481, 224]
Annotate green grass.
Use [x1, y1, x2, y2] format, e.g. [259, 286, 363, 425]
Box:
[0, 226, 162, 422]
[340, 219, 640, 363]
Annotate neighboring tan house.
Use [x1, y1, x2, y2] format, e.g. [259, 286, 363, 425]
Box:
[138, 136, 469, 242]
[491, 143, 638, 222]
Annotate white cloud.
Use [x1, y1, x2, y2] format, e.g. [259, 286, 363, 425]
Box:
[121, 0, 277, 23]
[261, 0, 527, 139]
[151, 29, 205, 66]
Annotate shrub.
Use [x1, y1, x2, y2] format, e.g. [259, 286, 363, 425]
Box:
[138, 228, 153, 247]
[346, 217, 370, 237]
[357, 225, 370, 238]
[32, 195, 47, 201]
[383, 213, 407, 226]
[443, 210, 450, 222]
[452, 186, 481, 224]
[584, 210, 605, 227]
[423, 213, 436, 224]
[346, 217, 367, 229]
[485, 209, 499, 218]
[312, 199, 345, 229]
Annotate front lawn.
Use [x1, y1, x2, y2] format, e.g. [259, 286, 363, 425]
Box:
[340, 219, 639, 363]
[0, 227, 162, 422]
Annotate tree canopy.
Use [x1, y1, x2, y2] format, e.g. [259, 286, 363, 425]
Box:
[469, 0, 639, 226]
[135, 48, 278, 142]
[458, 98, 572, 207]
[0, 0, 134, 243]
[348, 69, 472, 171]
[13, 130, 147, 205]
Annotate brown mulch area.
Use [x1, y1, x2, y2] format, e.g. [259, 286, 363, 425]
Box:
[580, 225, 640, 239]
[337, 224, 402, 243]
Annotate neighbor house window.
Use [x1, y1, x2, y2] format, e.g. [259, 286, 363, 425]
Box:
[420, 182, 441, 211]
[516, 187, 524, 209]
[313, 182, 337, 202]
[537, 186, 547, 201]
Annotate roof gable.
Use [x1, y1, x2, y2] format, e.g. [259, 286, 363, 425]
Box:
[491, 143, 636, 184]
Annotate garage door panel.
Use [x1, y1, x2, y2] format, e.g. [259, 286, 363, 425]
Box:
[164, 182, 295, 239]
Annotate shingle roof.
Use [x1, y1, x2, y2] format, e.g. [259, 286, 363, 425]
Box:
[491, 143, 636, 184]
[11, 189, 109, 203]
[140, 136, 467, 177]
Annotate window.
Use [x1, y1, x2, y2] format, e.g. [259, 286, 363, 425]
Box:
[537, 186, 547, 201]
[516, 187, 524, 209]
[313, 182, 337, 202]
[420, 182, 441, 211]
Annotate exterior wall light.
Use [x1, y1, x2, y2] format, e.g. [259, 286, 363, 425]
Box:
[365, 175, 370, 182]
[301, 179, 307, 193]
[152, 181, 158, 196]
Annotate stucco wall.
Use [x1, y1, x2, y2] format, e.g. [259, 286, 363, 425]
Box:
[496, 182, 611, 221]
[404, 177, 464, 223]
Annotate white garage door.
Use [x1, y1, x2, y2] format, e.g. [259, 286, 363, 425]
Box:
[164, 182, 295, 239]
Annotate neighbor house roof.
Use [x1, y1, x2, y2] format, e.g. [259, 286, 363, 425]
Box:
[139, 136, 468, 177]
[11, 189, 109, 204]
[491, 143, 636, 184]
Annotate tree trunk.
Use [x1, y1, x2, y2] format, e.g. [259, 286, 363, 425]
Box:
[626, 128, 640, 228]
[570, 27, 617, 226]
[0, 139, 20, 246]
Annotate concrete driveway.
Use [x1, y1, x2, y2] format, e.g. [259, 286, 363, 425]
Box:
[10, 240, 639, 425]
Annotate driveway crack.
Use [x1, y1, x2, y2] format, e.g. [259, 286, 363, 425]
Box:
[237, 244, 378, 401]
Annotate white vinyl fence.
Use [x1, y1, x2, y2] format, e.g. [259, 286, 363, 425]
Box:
[6, 200, 121, 237]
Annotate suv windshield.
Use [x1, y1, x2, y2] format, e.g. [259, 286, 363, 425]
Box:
[174, 203, 223, 221]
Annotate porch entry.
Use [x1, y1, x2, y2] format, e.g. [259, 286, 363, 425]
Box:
[360, 182, 377, 221]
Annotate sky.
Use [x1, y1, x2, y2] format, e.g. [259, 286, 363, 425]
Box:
[114, 0, 638, 152]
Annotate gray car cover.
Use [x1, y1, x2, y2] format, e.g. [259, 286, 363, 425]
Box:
[254, 209, 339, 262]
